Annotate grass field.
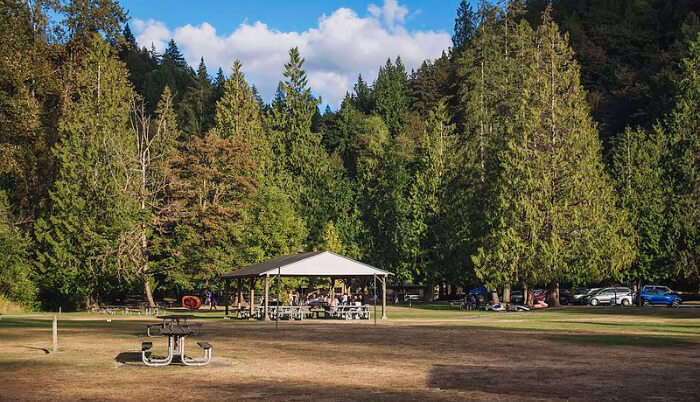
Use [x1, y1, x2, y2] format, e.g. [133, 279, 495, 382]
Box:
[1, 305, 699, 401]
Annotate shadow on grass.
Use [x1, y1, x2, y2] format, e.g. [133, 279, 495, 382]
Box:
[427, 363, 700, 400]
[115, 351, 142, 364]
[553, 306, 700, 319]
[546, 334, 696, 348]
[23, 346, 50, 354]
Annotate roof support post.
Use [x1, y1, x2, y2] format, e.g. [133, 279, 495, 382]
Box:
[382, 275, 387, 320]
[264, 274, 270, 321]
[329, 277, 336, 301]
[237, 278, 243, 309]
[224, 279, 230, 316]
[249, 278, 256, 319]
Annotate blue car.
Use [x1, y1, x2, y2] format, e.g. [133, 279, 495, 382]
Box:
[638, 285, 682, 307]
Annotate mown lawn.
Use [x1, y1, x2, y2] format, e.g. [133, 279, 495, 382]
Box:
[1, 306, 699, 401]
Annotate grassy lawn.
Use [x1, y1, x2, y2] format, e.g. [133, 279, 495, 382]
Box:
[1, 306, 699, 401]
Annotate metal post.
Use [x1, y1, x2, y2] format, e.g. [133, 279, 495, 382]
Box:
[382, 275, 387, 319]
[52, 315, 58, 353]
[373, 274, 377, 326]
[264, 274, 270, 321]
[276, 266, 281, 330]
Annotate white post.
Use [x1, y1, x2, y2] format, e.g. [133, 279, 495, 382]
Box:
[52, 315, 58, 353]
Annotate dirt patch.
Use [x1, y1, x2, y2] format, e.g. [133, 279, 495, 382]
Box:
[0, 314, 699, 401]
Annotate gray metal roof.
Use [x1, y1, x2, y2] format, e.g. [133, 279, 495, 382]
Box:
[220, 251, 391, 279]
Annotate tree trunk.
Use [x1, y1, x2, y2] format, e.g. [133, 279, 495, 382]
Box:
[524, 284, 532, 307]
[423, 282, 434, 303]
[144, 279, 155, 309]
[551, 283, 561, 307]
[503, 285, 511, 304]
[491, 288, 500, 305]
[140, 145, 156, 308]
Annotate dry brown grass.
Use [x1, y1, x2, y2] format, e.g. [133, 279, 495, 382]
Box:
[1, 309, 699, 401]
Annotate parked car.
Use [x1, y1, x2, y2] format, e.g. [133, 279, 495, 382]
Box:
[510, 290, 524, 304]
[637, 285, 682, 307]
[581, 288, 602, 305]
[588, 287, 633, 306]
[532, 289, 569, 305]
[570, 287, 590, 304]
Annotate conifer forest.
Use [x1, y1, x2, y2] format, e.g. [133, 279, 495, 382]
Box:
[1, 0, 698, 310]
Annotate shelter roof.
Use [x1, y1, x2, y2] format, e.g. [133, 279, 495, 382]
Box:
[221, 251, 391, 279]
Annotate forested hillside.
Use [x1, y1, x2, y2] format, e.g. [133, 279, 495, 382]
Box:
[1, 0, 697, 310]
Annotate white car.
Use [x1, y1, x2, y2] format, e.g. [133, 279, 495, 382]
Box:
[588, 287, 633, 306]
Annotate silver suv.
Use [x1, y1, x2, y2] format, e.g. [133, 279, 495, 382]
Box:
[588, 287, 633, 306]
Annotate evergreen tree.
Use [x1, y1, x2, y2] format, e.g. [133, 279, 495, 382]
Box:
[452, 0, 476, 52]
[35, 35, 137, 309]
[0, 191, 36, 307]
[214, 67, 226, 100]
[162, 39, 187, 68]
[409, 100, 462, 293]
[0, 0, 53, 220]
[123, 23, 136, 49]
[473, 10, 635, 303]
[214, 60, 271, 176]
[180, 57, 215, 138]
[374, 57, 409, 137]
[663, 33, 699, 282]
[352, 74, 373, 114]
[612, 127, 668, 285]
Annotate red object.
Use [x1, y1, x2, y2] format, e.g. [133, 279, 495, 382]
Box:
[182, 295, 202, 310]
[533, 300, 549, 309]
[533, 289, 549, 301]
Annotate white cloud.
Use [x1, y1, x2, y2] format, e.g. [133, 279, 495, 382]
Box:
[131, 0, 450, 108]
[132, 18, 170, 52]
[369, 0, 409, 30]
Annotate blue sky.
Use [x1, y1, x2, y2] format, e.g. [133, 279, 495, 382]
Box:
[121, 0, 470, 107]
[122, 1, 463, 34]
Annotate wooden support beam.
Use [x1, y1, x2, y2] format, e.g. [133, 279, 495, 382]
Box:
[264, 274, 270, 321]
[381, 275, 387, 320]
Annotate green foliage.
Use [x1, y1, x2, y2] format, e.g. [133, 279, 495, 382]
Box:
[662, 33, 700, 281]
[3, 0, 698, 310]
[214, 60, 271, 175]
[0, 191, 36, 307]
[612, 127, 668, 283]
[374, 57, 409, 137]
[34, 35, 137, 309]
[525, 0, 700, 148]
[179, 57, 216, 138]
[452, 0, 476, 52]
[472, 8, 635, 290]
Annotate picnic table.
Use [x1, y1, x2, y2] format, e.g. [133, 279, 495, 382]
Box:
[328, 304, 370, 320]
[141, 323, 212, 367]
[254, 304, 370, 320]
[147, 315, 200, 337]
